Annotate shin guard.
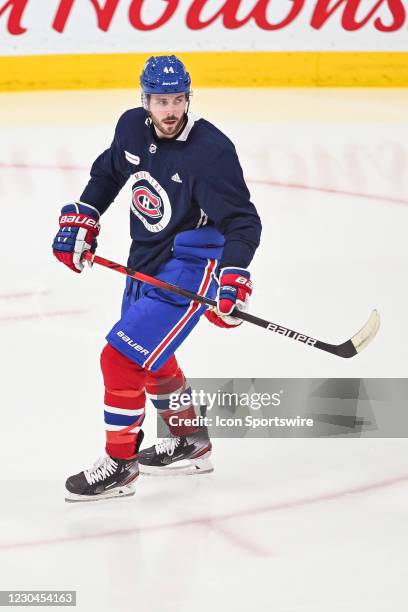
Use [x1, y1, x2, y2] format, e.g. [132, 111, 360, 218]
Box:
[145, 354, 198, 436]
[100, 343, 146, 459]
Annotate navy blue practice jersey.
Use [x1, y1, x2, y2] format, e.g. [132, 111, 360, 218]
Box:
[80, 108, 262, 275]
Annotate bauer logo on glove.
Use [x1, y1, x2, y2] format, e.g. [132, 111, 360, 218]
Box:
[60, 213, 99, 227]
[204, 267, 253, 329]
[52, 202, 100, 273]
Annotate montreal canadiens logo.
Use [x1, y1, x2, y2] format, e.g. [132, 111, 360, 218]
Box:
[133, 186, 162, 219]
[131, 171, 172, 233]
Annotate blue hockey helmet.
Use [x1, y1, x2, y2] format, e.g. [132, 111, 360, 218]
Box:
[140, 55, 191, 95]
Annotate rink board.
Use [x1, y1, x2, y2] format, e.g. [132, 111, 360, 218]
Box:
[1, 51, 408, 91]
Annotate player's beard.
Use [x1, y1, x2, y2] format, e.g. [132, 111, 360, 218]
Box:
[152, 114, 185, 138]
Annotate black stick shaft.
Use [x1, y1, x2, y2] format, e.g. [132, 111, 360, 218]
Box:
[84, 252, 358, 358]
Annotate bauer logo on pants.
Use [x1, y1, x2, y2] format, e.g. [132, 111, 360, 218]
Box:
[117, 331, 149, 356]
[131, 171, 172, 233]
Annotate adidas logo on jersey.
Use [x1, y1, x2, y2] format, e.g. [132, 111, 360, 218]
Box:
[171, 173, 182, 183]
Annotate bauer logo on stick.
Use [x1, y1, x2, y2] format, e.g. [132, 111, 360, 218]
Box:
[267, 324, 317, 346]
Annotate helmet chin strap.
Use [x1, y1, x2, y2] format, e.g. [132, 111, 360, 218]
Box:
[141, 92, 149, 110]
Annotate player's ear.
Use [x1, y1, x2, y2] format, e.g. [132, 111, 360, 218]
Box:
[141, 92, 150, 111]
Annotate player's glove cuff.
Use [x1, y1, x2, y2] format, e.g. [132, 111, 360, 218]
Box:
[217, 266, 253, 316]
[204, 308, 242, 329]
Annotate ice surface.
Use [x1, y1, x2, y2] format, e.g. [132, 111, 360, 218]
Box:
[0, 88, 407, 612]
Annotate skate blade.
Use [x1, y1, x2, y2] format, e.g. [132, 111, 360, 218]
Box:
[65, 484, 136, 503]
[140, 452, 214, 477]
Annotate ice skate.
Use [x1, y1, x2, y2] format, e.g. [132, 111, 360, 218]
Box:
[138, 425, 213, 476]
[65, 454, 139, 502]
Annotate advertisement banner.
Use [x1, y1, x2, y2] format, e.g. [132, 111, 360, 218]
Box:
[0, 0, 407, 88]
[1, 0, 407, 55]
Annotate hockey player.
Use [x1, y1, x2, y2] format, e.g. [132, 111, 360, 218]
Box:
[52, 55, 262, 502]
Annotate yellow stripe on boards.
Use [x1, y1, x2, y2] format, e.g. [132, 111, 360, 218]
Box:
[1, 52, 408, 91]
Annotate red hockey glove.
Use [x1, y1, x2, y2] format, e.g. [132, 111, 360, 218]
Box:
[204, 267, 252, 329]
[52, 203, 100, 273]
[204, 308, 241, 329]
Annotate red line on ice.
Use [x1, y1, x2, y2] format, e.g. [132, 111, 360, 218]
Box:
[1, 162, 407, 206]
[0, 473, 407, 552]
[206, 521, 272, 557]
[0, 162, 85, 172]
[0, 291, 49, 300]
[249, 178, 408, 207]
[0, 310, 86, 322]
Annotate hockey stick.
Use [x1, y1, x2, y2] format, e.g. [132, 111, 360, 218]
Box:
[83, 251, 380, 359]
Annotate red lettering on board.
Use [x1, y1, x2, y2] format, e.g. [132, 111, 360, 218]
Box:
[0, 0, 28, 34]
[186, 0, 305, 30]
[1, 0, 405, 35]
[311, 0, 405, 32]
[53, 0, 120, 33]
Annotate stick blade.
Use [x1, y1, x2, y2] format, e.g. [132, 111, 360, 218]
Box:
[351, 309, 381, 354]
[333, 309, 380, 358]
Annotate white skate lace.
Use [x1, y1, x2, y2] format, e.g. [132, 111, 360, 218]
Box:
[155, 437, 181, 457]
[84, 456, 118, 485]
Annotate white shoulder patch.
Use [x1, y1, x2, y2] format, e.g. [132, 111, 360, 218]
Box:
[125, 150, 140, 165]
